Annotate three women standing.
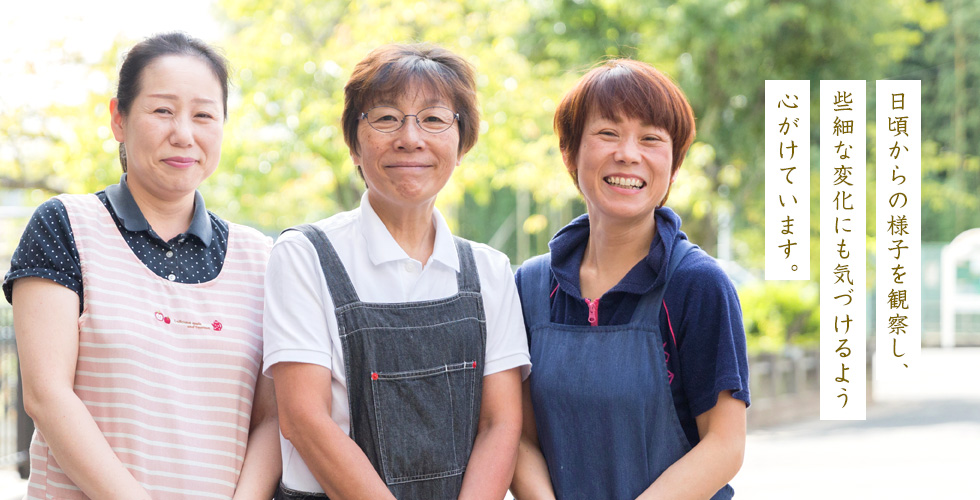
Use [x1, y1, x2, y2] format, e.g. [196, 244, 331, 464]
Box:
[6, 32, 748, 500]
[4, 33, 281, 499]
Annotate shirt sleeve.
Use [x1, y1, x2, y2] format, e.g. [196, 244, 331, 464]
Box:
[670, 252, 751, 418]
[473, 244, 531, 380]
[512, 265, 533, 344]
[262, 230, 336, 377]
[2, 198, 82, 308]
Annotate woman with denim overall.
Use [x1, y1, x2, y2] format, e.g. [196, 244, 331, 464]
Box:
[510, 60, 750, 499]
[263, 44, 530, 500]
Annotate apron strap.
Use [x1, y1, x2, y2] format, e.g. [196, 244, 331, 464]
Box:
[631, 238, 697, 326]
[516, 253, 553, 331]
[283, 223, 361, 309]
[453, 237, 482, 294]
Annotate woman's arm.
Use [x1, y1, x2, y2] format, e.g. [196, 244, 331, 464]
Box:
[14, 277, 152, 500]
[271, 361, 395, 500]
[232, 369, 282, 500]
[636, 390, 746, 500]
[459, 367, 523, 500]
[508, 378, 556, 500]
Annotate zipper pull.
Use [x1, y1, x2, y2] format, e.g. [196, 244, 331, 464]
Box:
[585, 297, 599, 326]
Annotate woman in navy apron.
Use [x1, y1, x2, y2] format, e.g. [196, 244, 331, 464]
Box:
[262, 44, 530, 500]
[510, 60, 750, 499]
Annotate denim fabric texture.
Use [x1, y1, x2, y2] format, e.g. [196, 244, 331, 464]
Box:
[520, 238, 734, 500]
[287, 224, 486, 499]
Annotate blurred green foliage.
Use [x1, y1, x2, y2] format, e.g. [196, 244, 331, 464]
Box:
[739, 280, 820, 353]
[1, 0, 975, 352]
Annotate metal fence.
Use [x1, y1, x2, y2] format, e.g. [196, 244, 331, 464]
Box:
[747, 347, 877, 428]
[747, 348, 820, 428]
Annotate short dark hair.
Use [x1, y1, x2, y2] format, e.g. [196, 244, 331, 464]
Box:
[342, 43, 479, 158]
[115, 32, 229, 171]
[554, 59, 696, 186]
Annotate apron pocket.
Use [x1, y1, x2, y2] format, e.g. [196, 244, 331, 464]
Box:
[370, 361, 478, 484]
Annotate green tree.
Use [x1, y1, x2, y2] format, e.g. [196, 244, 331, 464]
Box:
[897, 0, 980, 242]
[212, 0, 579, 259]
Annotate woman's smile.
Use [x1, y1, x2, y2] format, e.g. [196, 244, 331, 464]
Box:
[604, 175, 647, 190]
[162, 156, 197, 168]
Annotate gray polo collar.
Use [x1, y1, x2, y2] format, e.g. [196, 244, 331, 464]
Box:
[104, 174, 213, 247]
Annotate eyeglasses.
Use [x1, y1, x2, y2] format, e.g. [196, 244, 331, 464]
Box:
[359, 106, 459, 134]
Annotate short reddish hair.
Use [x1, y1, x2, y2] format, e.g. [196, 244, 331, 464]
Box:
[554, 59, 696, 185]
[342, 43, 479, 157]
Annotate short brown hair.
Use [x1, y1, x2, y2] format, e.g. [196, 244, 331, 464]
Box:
[342, 43, 479, 157]
[554, 59, 695, 184]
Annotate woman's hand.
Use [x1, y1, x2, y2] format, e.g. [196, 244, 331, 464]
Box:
[14, 277, 152, 500]
[636, 390, 746, 500]
[508, 378, 556, 500]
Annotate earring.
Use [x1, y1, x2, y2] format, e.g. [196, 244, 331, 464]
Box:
[119, 143, 128, 172]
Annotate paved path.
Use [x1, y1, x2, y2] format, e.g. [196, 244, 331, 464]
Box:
[731, 347, 980, 499]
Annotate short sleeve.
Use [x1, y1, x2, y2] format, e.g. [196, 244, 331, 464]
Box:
[261, 231, 337, 377]
[473, 243, 531, 380]
[3, 198, 82, 307]
[512, 266, 533, 344]
[670, 252, 751, 418]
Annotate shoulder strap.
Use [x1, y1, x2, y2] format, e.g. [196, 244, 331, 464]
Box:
[283, 224, 360, 308]
[453, 237, 482, 294]
[632, 238, 697, 326]
[56, 193, 108, 221]
[516, 253, 553, 331]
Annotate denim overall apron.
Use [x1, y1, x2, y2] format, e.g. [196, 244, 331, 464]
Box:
[276, 224, 486, 500]
[520, 238, 734, 499]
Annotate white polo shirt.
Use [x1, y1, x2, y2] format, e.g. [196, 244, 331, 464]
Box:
[263, 192, 531, 492]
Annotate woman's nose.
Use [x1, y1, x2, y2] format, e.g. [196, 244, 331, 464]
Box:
[170, 117, 193, 147]
[614, 139, 641, 164]
[394, 117, 425, 150]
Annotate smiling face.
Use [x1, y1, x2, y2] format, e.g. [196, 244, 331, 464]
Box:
[570, 112, 676, 227]
[110, 55, 224, 204]
[351, 84, 461, 220]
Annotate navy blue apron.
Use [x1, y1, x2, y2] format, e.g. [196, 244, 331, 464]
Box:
[519, 238, 733, 499]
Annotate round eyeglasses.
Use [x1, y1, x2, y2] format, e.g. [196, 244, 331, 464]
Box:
[359, 106, 459, 134]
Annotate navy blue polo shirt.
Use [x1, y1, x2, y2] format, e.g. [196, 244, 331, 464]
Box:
[3, 174, 229, 312]
[515, 209, 750, 447]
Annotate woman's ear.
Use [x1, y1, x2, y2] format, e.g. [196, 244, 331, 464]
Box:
[562, 149, 576, 173]
[109, 98, 126, 143]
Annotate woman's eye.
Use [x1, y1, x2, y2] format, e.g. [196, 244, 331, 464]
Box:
[154, 108, 173, 115]
[376, 115, 399, 122]
[196, 112, 215, 119]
